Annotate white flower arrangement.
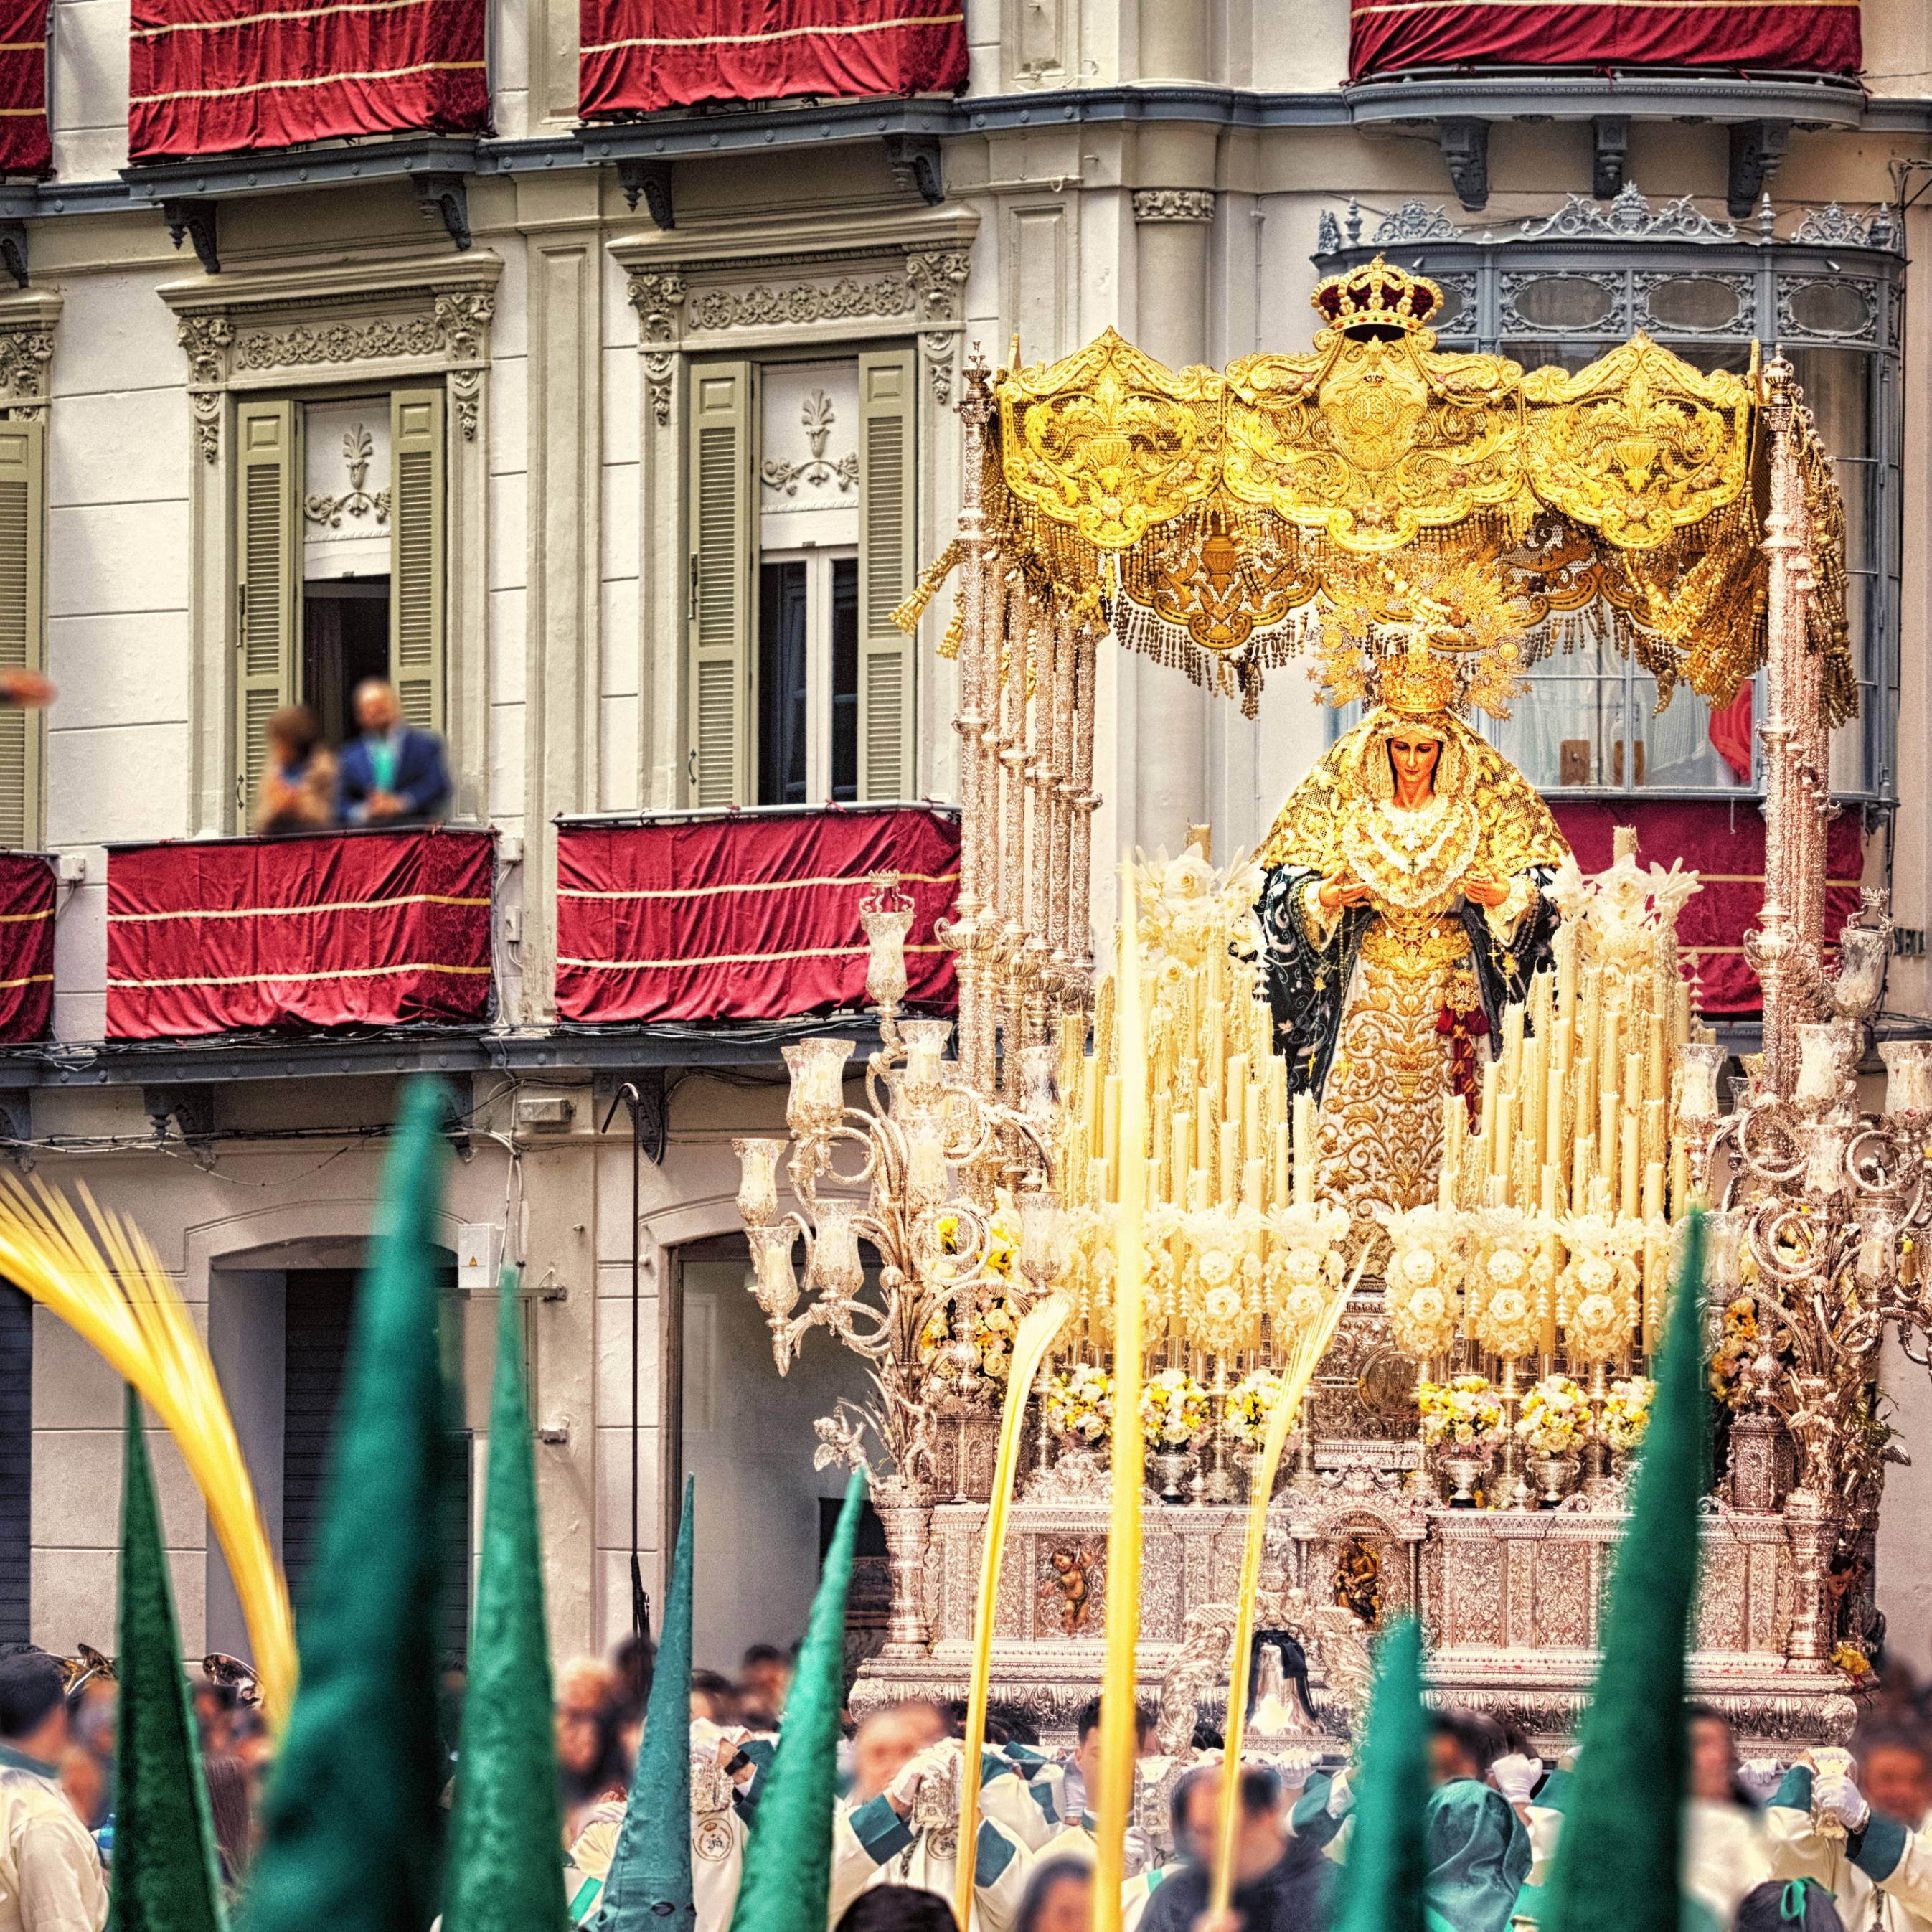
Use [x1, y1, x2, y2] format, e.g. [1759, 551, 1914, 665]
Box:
[918, 1294, 1019, 1384]
[1516, 1375, 1589, 1455]
[1141, 1367, 1210, 1449]
[1382, 1205, 1466, 1360]
[1602, 1376, 1655, 1453]
[1222, 1371, 1286, 1446]
[1416, 1375, 1502, 1448]
[1045, 1363, 1114, 1443]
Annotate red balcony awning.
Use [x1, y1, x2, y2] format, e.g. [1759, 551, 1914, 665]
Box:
[0, 852, 52, 1042]
[580, 0, 967, 120]
[1349, 0, 1860, 82]
[106, 827, 493, 1040]
[1550, 799, 1865, 1019]
[0, 0, 49, 178]
[556, 805, 959, 1025]
[128, 0, 488, 164]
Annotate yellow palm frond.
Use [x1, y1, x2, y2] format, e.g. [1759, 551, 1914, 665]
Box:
[0, 1174, 296, 1729]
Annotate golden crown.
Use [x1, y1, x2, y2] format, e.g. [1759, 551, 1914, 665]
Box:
[1377, 641, 1464, 717]
[1310, 255, 1446, 339]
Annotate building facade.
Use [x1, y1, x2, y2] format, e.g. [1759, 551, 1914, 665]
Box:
[6, 0, 1932, 1677]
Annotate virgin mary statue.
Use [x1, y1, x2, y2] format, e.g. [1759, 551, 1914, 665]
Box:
[1256, 626, 1569, 1220]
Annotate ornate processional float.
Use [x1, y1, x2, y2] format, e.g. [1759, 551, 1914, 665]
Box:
[732, 257, 1931, 1767]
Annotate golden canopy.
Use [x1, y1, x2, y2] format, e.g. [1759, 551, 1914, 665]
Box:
[908, 263, 1851, 725]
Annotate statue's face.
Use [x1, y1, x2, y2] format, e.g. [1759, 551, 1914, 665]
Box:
[1387, 732, 1442, 792]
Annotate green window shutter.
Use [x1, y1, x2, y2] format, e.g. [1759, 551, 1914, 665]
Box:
[0, 420, 43, 849]
[235, 399, 298, 831]
[686, 358, 754, 810]
[856, 348, 918, 803]
[390, 387, 447, 738]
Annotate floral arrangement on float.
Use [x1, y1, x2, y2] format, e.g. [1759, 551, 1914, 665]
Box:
[1045, 1363, 1114, 1443]
[1418, 1374, 1501, 1507]
[1142, 1368, 1210, 1448]
[1517, 1375, 1590, 1455]
[1417, 1375, 1502, 1448]
[1709, 1296, 1761, 1409]
[1222, 1370, 1286, 1446]
[918, 1294, 1019, 1385]
[1602, 1376, 1655, 1454]
[1142, 1366, 1211, 1501]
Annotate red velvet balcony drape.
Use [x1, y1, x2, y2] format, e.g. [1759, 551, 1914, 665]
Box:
[0, 0, 50, 178]
[0, 852, 53, 1042]
[106, 828, 493, 1040]
[128, 0, 489, 164]
[580, 0, 967, 120]
[1349, 0, 1860, 83]
[555, 806, 959, 1025]
[1550, 800, 1865, 1019]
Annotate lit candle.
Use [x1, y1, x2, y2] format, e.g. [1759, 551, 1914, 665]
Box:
[1103, 1075, 1122, 1178]
[1598, 1088, 1618, 1182]
[1573, 1130, 1594, 1205]
[1494, 1088, 1514, 1183]
[1621, 1108, 1641, 1217]
[1272, 1120, 1291, 1208]
[1292, 1093, 1316, 1205]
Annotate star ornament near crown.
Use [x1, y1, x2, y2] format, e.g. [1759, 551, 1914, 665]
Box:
[1311, 255, 1447, 339]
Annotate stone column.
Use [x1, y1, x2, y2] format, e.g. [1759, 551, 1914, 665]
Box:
[1128, 184, 1217, 852]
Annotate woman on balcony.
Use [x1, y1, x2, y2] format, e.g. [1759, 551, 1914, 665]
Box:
[255, 705, 337, 836]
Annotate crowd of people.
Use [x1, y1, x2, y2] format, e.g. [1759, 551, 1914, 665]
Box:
[520, 1632, 1932, 1932]
[2, 1616, 1929, 1932]
[253, 678, 451, 834]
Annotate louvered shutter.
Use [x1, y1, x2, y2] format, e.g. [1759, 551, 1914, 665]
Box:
[856, 349, 917, 802]
[0, 423, 43, 851]
[235, 400, 298, 831]
[686, 359, 753, 809]
[390, 387, 447, 737]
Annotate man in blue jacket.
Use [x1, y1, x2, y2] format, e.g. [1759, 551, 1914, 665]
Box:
[336, 678, 451, 826]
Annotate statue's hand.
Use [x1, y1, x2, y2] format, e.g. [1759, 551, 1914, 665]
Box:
[1463, 868, 1510, 910]
[1318, 870, 1370, 913]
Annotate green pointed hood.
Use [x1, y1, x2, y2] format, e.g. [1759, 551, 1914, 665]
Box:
[245, 1077, 456, 1932]
[1544, 1212, 1709, 1932]
[446, 1269, 567, 1932]
[726, 1471, 866, 1932]
[595, 1477, 696, 1932]
[109, 1383, 228, 1932]
[1333, 1617, 1428, 1932]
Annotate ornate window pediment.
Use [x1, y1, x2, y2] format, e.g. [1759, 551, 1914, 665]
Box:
[161, 253, 501, 461]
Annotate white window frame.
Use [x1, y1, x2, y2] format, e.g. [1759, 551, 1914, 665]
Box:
[758, 542, 857, 806]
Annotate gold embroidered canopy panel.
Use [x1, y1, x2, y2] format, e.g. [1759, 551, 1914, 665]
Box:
[915, 259, 1852, 726]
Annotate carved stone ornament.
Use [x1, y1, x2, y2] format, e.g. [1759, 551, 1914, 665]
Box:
[1131, 188, 1216, 225]
[0, 326, 54, 412]
[624, 242, 969, 420]
[626, 270, 687, 429]
[176, 281, 495, 461]
[304, 421, 391, 529]
[760, 386, 858, 496]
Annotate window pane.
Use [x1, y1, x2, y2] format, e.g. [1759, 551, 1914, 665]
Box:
[1486, 678, 1625, 789]
[758, 560, 809, 806]
[301, 580, 391, 750]
[1512, 276, 1616, 330]
[830, 558, 859, 804]
[1646, 278, 1741, 333]
[1636, 676, 1752, 790]
[1789, 348, 1872, 461]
